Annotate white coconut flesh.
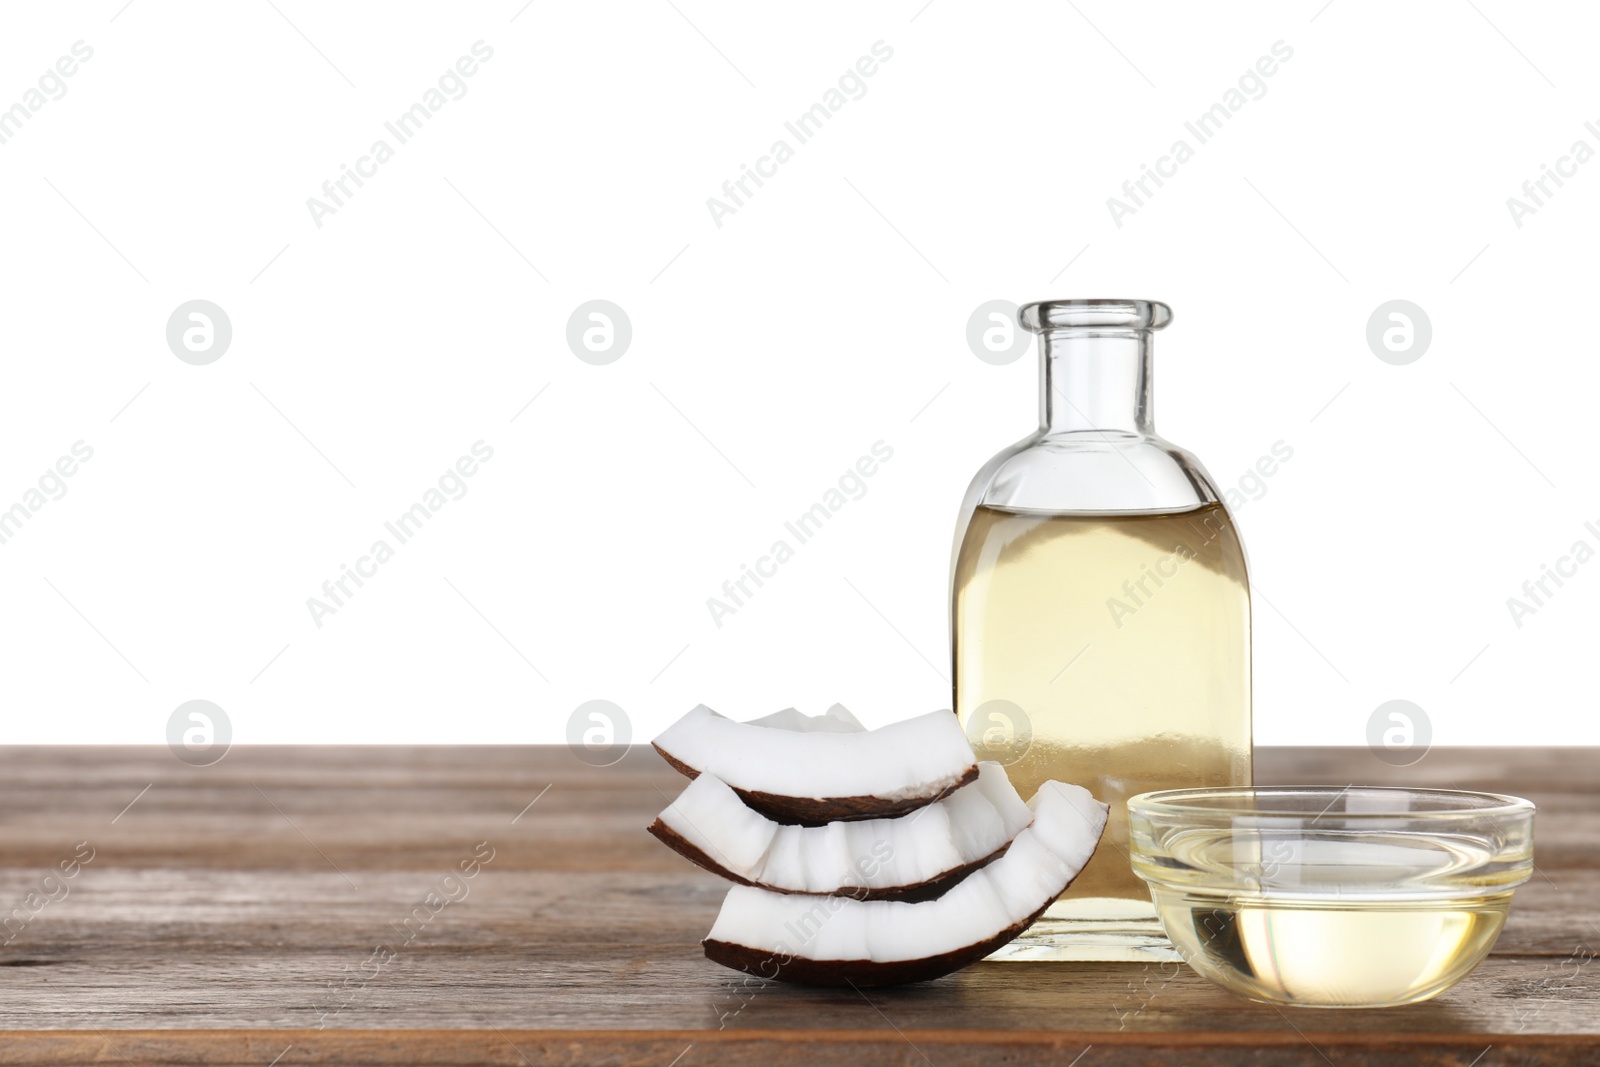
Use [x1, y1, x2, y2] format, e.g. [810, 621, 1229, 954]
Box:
[652, 704, 977, 809]
[653, 761, 1033, 896]
[745, 703, 864, 733]
[703, 781, 1108, 974]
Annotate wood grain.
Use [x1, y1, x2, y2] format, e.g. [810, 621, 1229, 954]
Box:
[0, 746, 1595, 1066]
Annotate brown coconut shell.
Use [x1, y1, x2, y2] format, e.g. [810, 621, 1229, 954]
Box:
[702, 896, 1057, 988]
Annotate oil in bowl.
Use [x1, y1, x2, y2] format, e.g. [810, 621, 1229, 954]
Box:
[1128, 787, 1535, 1008]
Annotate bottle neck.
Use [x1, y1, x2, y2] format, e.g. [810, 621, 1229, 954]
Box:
[1038, 329, 1154, 436]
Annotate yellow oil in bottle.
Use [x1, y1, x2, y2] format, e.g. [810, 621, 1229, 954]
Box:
[953, 501, 1251, 959]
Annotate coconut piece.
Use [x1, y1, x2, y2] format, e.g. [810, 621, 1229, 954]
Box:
[649, 762, 1032, 902]
[702, 780, 1108, 987]
[652, 704, 977, 825]
[746, 704, 864, 733]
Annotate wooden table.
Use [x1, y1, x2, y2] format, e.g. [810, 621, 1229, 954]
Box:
[0, 746, 1594, 1066]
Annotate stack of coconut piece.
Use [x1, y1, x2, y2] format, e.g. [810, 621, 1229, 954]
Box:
[649, 704, 1108, 987]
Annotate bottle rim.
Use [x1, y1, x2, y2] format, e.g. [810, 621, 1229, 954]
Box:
[1019, 298, 1172, 333]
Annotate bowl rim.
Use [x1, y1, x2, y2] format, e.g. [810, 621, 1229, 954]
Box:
[1127, 784, 1535, 823]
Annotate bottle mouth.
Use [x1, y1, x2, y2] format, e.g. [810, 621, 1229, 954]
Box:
[1019, 298, 1172, 334]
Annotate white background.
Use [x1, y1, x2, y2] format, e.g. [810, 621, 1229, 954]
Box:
[1, 1, 1594, 747]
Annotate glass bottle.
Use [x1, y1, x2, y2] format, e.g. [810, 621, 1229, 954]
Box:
[951, 298, 1251, 961]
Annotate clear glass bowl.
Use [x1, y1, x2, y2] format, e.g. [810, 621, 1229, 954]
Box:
[1127, 786, 1535, 1008]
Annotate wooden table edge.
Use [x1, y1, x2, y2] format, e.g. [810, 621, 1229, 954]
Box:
[1, 1026, 1596, 1061]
